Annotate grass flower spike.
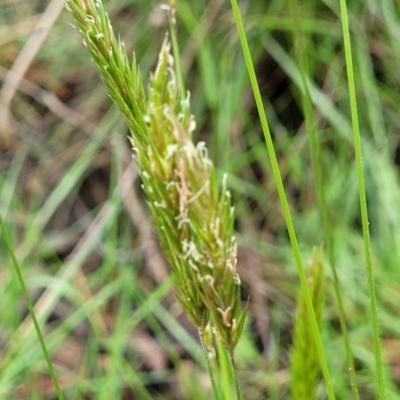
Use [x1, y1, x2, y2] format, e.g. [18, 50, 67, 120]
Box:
[143, 40, 247, 349]
[66, 0, 247, 351]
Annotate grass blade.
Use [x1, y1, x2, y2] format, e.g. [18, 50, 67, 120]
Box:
[290, 248, 324, 400]
[229, 1, 335, 398]
[0, 213, 65, 400]
[339, 0, 386, 397]
[289, 0, 360, 397]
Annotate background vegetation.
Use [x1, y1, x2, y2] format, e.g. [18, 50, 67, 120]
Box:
[1, 0, 400, 398]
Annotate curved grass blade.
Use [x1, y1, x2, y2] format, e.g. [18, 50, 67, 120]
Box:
[339, 0, 386, 397]
[0, 213, 65, 400]
[229, 1, 335, 398]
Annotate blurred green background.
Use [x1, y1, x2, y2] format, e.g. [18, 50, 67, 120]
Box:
[1, 0, 400, 398]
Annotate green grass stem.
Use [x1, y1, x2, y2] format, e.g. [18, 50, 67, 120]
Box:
[0, 212, 64, 400]
[339, 0, 386, 397]
[229, 1, 335, 398]
[290, 248, 324, 399]
[199, 332, 221, 400]
[229, 349, 243, 400]
[289, 1, 360, 398]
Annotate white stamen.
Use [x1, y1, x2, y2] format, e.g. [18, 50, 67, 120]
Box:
[177, 218, 191, 229]
[166, 181, 178, 190]
[202, 274, 215, 286]
[127, 136, 138, 153]
[167, 67, 177, 94]
[188, 259, 199, 272]
[216, 238, 224, 248]
[233, 273, 241, 285]
[188, 119, 196, 133]
[187, 180, 209, 204]
[154, 201, 166, 208]
[217, 307, 232, 327]
[232, 318, 238, 331]
[86, 30, 93, 42]
[181, 91, 191, 108]
[222, 173, 228, 188]
[182, 240, 202, 262]
[165, 144, 178, 160]
[182, 143, 196, 163]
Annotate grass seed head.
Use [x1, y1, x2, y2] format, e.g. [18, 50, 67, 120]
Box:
[67, 0, 247, 347]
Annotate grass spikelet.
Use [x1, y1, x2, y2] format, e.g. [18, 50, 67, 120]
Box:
[65, 0, 147, 145]
[66, 0, 246, 350]
[290, 247, 324, 400]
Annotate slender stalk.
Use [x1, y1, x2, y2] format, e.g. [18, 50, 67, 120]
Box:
[229, 1, 335, 399]
[199, 332, 220, 400]
[228, 349, 243, 400]
[339, 1, 385, 397]
[289, 1, 360, 398]
[0, 212, 65, 400]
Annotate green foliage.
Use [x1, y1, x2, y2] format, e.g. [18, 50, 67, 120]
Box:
[338, 0, 385, 396]
[230, 0, 335, 397]
[290, 248, 324, 400]
[2, 0, 400, 398]
[0, 213, 64, 400]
